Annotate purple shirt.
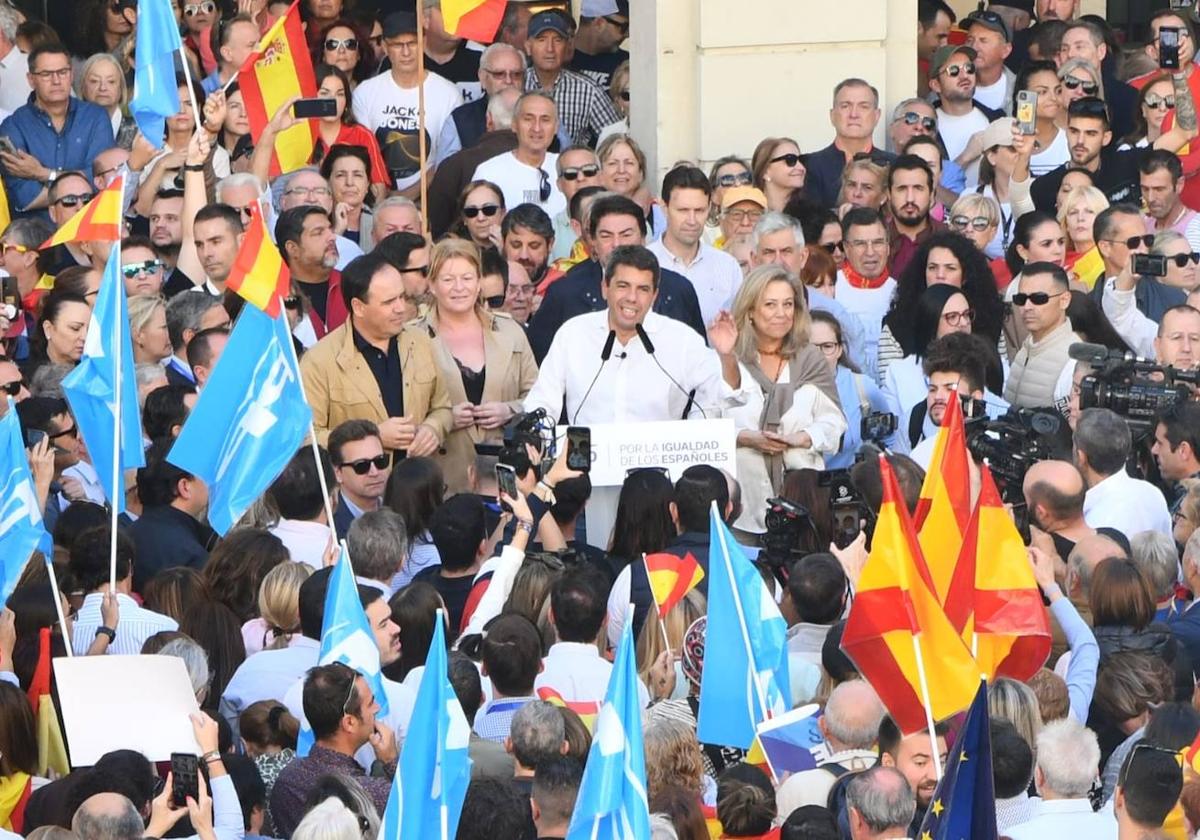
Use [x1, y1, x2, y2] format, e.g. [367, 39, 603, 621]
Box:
[269, 745, 394, 838]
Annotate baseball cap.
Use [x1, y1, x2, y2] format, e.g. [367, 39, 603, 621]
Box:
[965, 9, 1011, 42]
[980, 118, 1015, 150]
[528, 9, 572, 39]
[929, 44, 977, 78]
[721, 186, 768, 211]
[381, 11, 417, 39]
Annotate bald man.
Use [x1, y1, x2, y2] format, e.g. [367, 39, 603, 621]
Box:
[71, 793, 145, 840]
[1066, 533, 1126, 613]
[1023, 460, 1095, 560]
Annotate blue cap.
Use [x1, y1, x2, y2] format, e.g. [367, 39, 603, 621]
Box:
[528, 9, 571, 39]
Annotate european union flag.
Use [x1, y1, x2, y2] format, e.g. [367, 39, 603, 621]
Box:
[378, 612, 470, 840]
[697, 503, 790, 750]
[565, 611, 651, 840]
[130, 0, 183, 147]
[917, 681, 998, 840]
[168, 305, 311, 535]
[298, 545, 389, 756]
[0, 400, 46, 597]
[62, 245, 145, 513]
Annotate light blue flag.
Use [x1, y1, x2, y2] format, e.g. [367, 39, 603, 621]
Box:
[564, 613, 651, 840]
[696, 503, 791, 750]
[62, 245, 145, 514]
[168, 305, 311, 535]
[0, 400, 47, 598]
[297, 545, 390, 756]
[377, 613, 471, 840]
[130, 0, 183, 147]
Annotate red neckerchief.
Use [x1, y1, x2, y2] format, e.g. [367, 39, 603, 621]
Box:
[840, 261, 891, 290]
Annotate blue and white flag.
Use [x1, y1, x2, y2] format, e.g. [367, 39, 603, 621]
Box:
[298, 545, 389, 755]
[62, 244, 144, 513]
[168, 304, 310, 535]
[0, 400, 46, 598]
[130, 0, 183, 147]
[377, 612, 470, 840]
[564, 611, 651, 840]
[697, 503, 790, 750]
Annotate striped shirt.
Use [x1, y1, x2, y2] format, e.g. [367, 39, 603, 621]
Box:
[72, 592, 178, 656]
[524, 68, 622, 147]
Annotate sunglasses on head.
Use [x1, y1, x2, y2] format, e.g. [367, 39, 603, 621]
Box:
[325, 37, 359, 51]
[340, 454, 389, 475]
[183, 0, 214, 15]
[538, 169, 552, 203]
[560, 164, 599, 181]
[1062, 76, 1098, 94]
[943, 61, 975, 78]
[283, 295, 302, 310]
[1012, 290, 1064, 306]
[463, 204, 500, 219]
[53, 193, 94, 208]
[484, 293, 506, 309]
[770, 152, 802, 168]
[122, 259, 163, 278]
[951, 214, 991, 231]
[1068, 96, 1109, 120]
[1145, 94, 1177, 110]
[901, 111, 937, 131]
[714, 171, 752, 188]
[1, 380, 24, 396]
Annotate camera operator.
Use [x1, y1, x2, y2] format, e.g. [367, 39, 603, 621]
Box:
[1150, 402, 1200, 516]
[908, 333, 993, 470]
[1074, 407, 1173, 539]
[1022, 460, 1096, 561]
[1154, 304, 1200, 371]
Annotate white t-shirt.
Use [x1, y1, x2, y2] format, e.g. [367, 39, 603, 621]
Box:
[351, 70, 462, 191]
[472, 151, 567, 218]
[1030, 128, 1070, 177]
[937, 107, 990, 190]
[975, 74, 1009, 113]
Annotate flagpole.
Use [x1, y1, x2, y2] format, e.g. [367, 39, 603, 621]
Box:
[175, 3, 205, 139]
[45, 560, 73, 657]
[909, 633, 944, 780]
[109, 190, 125, 594]
[416, 6, 429, 237]
[280, 320, 338, 530]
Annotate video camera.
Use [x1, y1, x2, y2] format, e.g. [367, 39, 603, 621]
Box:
[819, 468, 876, 550]
[1070, 342, 1200, 436]
[963, 401, 1066, 508]
[494, 409, 556, 479]
[758, 496, 813, 579]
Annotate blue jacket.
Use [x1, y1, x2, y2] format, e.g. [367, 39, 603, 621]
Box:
[1171, 603, 1200, 676]
[803, 142, 896, 209]
[0, 96, 114, 217]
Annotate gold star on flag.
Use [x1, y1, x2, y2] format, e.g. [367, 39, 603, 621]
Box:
[931, 799, 945, 817]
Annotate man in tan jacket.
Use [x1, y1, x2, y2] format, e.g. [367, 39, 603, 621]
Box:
[301, 252, 453, 455]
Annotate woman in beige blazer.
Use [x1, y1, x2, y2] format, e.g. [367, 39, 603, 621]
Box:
[415, 238, 539, 493]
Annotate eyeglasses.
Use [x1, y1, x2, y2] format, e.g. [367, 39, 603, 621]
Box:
[1102, 234, 1155, 249]
[508, 283, 534, 298]
[31, 67, 70, 80]
[714, 171, 752, 188]
[339, 454, 389, 474]
[52, 193, 94, 208]
[770, 153, 803, 168]
[560, 164, 600, 181]
[1145, 94, 1177, 110]
[368, 34, 382, 47]
[283, 185, 332, 199]
[814, 341, 840, 356]
[1166, 252, 1200, 267]
[950, 214, 992, 232]
[1, 380, 25, 396]
[942, 308, 975, 326]
[399, 264, 429, 277]
[183, 1, 214, 15]
[604, 15, 629, 34]
[484, 293, 506, 309]
[1062, 76, 1099, 95]
[122, 259, 164, 278]
[942, 61, 976, 78]
[900, 111, 937, 131]
[325, 37, 358, 52]
[1012, 290, 1066, 306]
[538, 169, 551, 203]
[463, 204, 500, 219]
[482, 68, 524, 82]
[94, 165, 123, 183]
[724, 208, 764, 224]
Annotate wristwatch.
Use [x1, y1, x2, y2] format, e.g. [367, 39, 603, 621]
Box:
[95, 626, 116, 641]
[44, 168, 60, 184]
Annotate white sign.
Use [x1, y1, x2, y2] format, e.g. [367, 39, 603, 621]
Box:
[55, 654, 201, 766]
[560, 419, 737, 487]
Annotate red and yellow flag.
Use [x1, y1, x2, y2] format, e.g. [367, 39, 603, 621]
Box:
[442, 0, 507, 42]
[914, 389, 972, 604]
[537, 686, 599, 732]
[946, 464, 1051, 682]
[645, 552, 704, 620]
[40, 176, 124, 248]
[27, 628, 68, 777]
[841, 456, 979, 734]
[227, 203, 289, 316]
[0, 177, 10, 234]
[238, 1, 317, 176]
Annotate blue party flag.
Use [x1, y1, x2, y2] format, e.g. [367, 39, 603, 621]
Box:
[62, 244, 145, 513]
[168, 304, 311, 535]
[130, 0, 183, 147]
[755, 704, 829, 778]
[377, 612, 471, 840]
[565, 611, 651, 840]
[0, 399, 47, 597]
[917, 680, 998, 840]
[697, 502, 791, 750]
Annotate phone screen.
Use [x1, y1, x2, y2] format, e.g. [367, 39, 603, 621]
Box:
[170, 753, 199, 808]
[566, 427, 591, 472]
[495, 464, 518, 506]
[1161, 27, 1181, 69]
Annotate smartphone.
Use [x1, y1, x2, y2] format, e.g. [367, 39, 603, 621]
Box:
[1171, 0, 1193, 8]
[565, 426, 591, 472]
[1161, 27, 1182, 71]
[1, 276, 18, 311]
[292, 98, 338, 119]
[495, 463, 518, 510]
[1016, 91, 1037, 136]
[0, 136, 15, 155]
[1133, 253, 1168, 277]
[170, 753, 199, 808]
[23, 428, 45, 449]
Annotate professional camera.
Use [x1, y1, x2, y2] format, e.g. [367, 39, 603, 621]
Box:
[758, 497, 813, 584]
[964, 404, 1066, 505]
[861, 411, 898, 443]
[1070, 342, 1200, 436]
[818, 469, 875, 549]
[502, 408, 555, 456]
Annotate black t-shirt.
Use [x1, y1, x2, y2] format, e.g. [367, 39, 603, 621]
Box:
[297, 279, 330, 323]
[425, 44, 482, 103]
[162, 267, 198, 299]
[1030, 147, 1148, 214]
[569, 48, 628, 90]
[414, 566, 475, 635]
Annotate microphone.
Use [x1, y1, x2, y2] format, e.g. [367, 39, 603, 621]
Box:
[636, 323, 706, 419]
[1068, 342, 1149, 366]
[574, 330, 616, 424]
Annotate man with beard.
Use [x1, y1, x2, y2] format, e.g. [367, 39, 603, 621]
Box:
[276, 206, 343, 342]
[148, 190, 184, 281]
[878, 715, 949, 838]
[928, 45, 999, 190]
[1023, 460, 1096, 561]
[1140, 150, 1200, 250]
[885, 155, 943, 279]
[501, 203, 556, 291]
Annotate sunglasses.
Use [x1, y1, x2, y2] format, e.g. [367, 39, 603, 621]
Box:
[950, 215, 992, 231]
[283, 295, 302, 310]
[463, 204, 500, 219]
[49, 423, 78, 440]
[122, 259, 164, 278]
[1012, 290, 1065, 306]
[618, 90, 630, 102]
[901, 112, 937, 131]
[821, 240, 844, 254]
[942, 308, 975, 326]
[942, 62, 976, 78]
[183, 0, 214, 15]
[399, 264, 430, 277]
[714, 171, 752, 188]
[1145, 94, 1177, 110]
[538, 168, 552, 203]
[484, 293, 506, 309]
[1, 242, 29, 254]
[1166, 252, 1200, 267]
[53, 193, 94, 208]
[560, 164, 600, 181]
[325, 37, 358, 51]
[339, 454, 389, 474]
[1, 380, 24, 396]
[1111, 234, 1155, 249]
[1062, 76, 1098, 94]
[770, 153, 803, 168]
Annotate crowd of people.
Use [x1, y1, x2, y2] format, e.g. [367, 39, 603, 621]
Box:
[2, 0, 1200, 837]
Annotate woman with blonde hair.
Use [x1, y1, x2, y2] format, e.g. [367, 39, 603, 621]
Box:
[644, 716, 706, 803]
[1058, 58, 1105, 107]
[989, 677, 1043, 755]
[597, 133, 666, 237]
[637, 589, 706, 701]
[838, 155, 888, 214]
[1057, 184, 1109, 286]
[129, 294, 173, 365]
[750, 136, 806, 212]
[77, 53, 136, 150]
[242, 561, 314, 654]
[414, 238, 538, 493]
[725, 262, 845, 538]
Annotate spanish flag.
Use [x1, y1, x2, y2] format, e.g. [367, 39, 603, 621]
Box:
[40, 176, 124, 248]
[442, 0, 507, 42]
[537, 686, 599, 732]
[239, 0, 317, 176]
[841, 456, 978, 734]
[226, 203, 289, 317]
[645, 552, 704, 620]
[27, 628, 68, 778]
[914, 388, 972, 604]
[0, 177, 10, 233]
[946, 464, 1050, 682]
